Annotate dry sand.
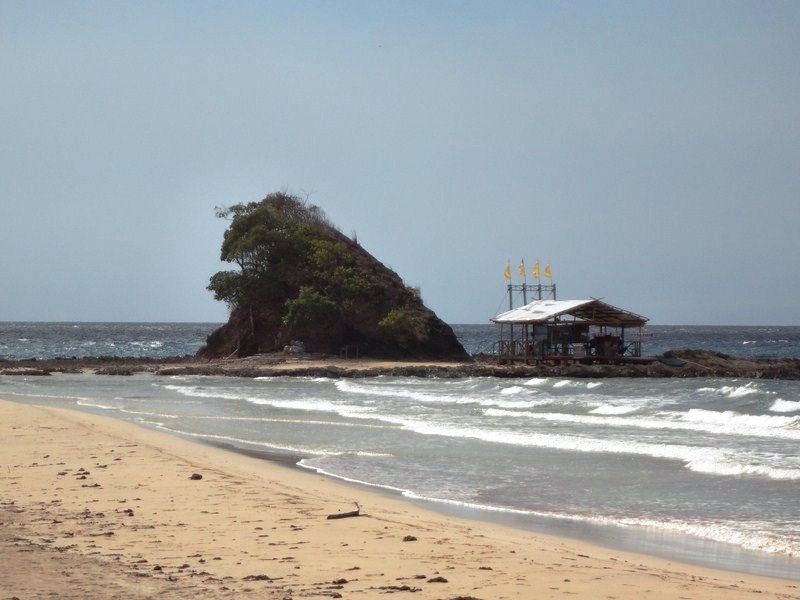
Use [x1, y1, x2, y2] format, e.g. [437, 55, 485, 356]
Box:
[1, 398, 798, 600]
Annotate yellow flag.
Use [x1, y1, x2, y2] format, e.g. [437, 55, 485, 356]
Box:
[544, 263, 552, 280]
[533, 261, 540, 279]
[503, 259, 511, 280]
[518, 260, 526, 277]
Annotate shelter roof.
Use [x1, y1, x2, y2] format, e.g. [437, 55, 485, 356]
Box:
[491, 298, 648, 327]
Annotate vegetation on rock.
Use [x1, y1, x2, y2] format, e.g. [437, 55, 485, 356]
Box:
[199, 192, 467, 359]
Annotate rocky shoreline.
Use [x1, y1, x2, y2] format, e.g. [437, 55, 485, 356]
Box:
[2, 349, 800, 379]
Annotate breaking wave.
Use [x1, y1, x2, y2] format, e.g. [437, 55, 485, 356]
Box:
[335, 380, 451, 404]
[483, 407, 800, 440]
[770, 399, 800, 413]
[375, 415, 800, 481]
[589, 404, 639, 415]
[696, 382, 763, 398]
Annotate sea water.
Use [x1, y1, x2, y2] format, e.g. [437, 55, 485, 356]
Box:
[1, 323, 799, 580]
[0, 322, 218, 360]
[2, 322, 800, 360]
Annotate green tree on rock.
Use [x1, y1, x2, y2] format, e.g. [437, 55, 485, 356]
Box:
[200, 192, 467, 359]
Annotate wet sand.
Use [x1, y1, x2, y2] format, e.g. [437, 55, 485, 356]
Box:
[2, 398, 798, 599]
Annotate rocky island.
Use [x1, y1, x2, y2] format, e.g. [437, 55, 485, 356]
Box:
[198, 192, 467, 360]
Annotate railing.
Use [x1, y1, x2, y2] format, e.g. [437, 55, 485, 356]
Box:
[494, 339, 643, 363]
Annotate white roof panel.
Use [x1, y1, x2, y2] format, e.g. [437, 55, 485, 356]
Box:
[492, 299, 593, 323]
[491, 298, 648, 326]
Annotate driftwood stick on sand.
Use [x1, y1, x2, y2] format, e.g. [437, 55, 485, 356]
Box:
[327, 502, 361, 520]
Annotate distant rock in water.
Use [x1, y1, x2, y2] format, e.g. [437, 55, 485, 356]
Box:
[198, 193, 468, 360]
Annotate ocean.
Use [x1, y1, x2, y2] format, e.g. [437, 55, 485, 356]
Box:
[2, 322, 800, 361]
[1, 322, 799, 580]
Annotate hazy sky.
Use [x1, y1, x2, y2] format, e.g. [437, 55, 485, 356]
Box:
[2, 1, 798, 325]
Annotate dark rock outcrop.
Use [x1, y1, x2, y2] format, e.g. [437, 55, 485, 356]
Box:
[197, 194, 468, 360]
[3, 349, 800, 379]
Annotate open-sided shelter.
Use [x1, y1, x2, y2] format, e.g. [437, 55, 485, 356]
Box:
[491, 298, 648, 364]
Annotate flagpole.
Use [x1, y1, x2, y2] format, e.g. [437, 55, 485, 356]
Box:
[519, 259, 527, 362]
[504, 259, 512, 311]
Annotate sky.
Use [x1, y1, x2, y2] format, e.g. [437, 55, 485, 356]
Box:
[2, 1, 798, 325]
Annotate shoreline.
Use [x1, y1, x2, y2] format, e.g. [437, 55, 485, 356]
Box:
[3, 348, 800, 379]
[199, 433, 800, 583]
[2, 398, 798, 599]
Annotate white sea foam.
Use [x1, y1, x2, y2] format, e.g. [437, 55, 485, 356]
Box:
[483, 407, 800, 440]
[770, 399, 800, 413]
[500, 385, 524, 395]
[164, 383, 383, 421]
[478, 398, 548, 409]
[334, 380, 448, 404]
[163, 384, 251, 402]
[298, 460, 408, 493]
[589, 404, 639, 415]
[523, 378, 549, 386]
[152, 425, 334, 456]
[552, 380, 577, 388]
[186, 415, 393, 429]
[131, 340, 163, 348]
[123, 409, 181, 419]
[549, 379, 602, 390]
[681, 408, 798, 429]
[4, 390, 92, 403]
[609, 516, 800, 556]
[82, 402, 183, 419]
[697, 382, 762, 398]
[686, 458, 800, 480]
[76, 400, 118, 410]
[391, 415, 800, 480]
[253, 376, 331, 384]
[247, 396, 374, 418]
[348, 451, 394, 458]
[726, 385, 761, 398]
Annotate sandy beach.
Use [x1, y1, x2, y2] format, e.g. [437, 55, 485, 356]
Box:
[2, 398, 798, 600]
